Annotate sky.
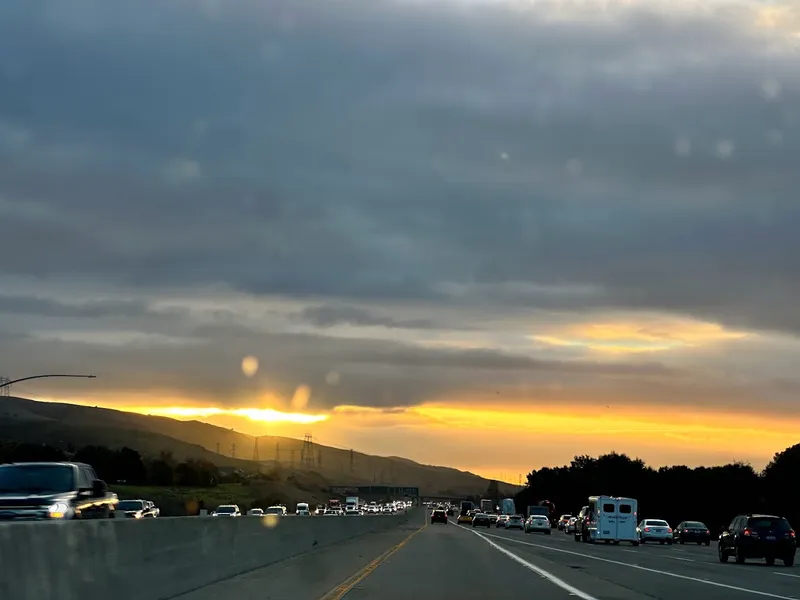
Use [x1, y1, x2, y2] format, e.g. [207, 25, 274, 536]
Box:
[0, 0, 799, 482]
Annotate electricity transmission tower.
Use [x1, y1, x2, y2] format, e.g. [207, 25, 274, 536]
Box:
[253, 436, 263, 461]
[300, 433, 314, 468]
[0, 378, 9, 397]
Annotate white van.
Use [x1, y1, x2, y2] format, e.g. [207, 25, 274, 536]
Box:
[586, 496, 638, 545]
[296, 502, 310, 516]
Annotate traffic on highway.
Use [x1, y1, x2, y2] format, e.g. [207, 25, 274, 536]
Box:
[1, 462, 797, 599]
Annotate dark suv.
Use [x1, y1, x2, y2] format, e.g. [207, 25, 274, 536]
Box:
[574, 505, 591, 542]
[431, 509, 448, 524]
[719, 514, 796, 566]
[472, 513, 493, 527]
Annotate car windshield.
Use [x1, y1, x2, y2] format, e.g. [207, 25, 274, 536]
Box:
[216, 506, 236, 513]
[684, 521, 706, 528]
[118, 500, 144, 511]
[646, 520, 669, 527]
[264, 507, 283, 514]
[0, 464, 75, 494]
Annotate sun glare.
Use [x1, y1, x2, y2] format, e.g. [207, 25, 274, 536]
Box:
[130, 406, 328, 424]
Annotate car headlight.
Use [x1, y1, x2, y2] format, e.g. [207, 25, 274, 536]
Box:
[48, 502, 70, 519]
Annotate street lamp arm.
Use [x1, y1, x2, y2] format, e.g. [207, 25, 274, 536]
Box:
[0, 374, 96, 389]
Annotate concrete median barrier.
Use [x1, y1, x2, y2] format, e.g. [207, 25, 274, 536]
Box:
[0, 510, 420, 600]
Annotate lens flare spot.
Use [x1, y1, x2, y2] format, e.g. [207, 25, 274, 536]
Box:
[325, 371, 340, 385]
[291, 385, 311, 410]
[262, 514, 280, 529]
[241, 356, 259, 377]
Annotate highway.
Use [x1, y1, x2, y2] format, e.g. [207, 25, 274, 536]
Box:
[176, 514, 800, 600]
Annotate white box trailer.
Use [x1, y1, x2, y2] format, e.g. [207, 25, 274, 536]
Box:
[587, 496, 638, 545]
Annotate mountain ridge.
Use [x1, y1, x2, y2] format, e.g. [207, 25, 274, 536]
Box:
[0, 396, 521, 497]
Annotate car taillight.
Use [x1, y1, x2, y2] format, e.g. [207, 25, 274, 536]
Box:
[743, 528, 752, 536]
[644, 527, 650, 532]
[667, 528, 672, 533]
[705, 530, 710, 534]
[787, 531, 795, 538]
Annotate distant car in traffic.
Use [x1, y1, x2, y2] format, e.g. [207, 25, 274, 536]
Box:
[557, 514, 572, 530]
[431, 509, 448, 524]
[637, 519, 673, 544]
[674, 521, 711, 545]
[525, 515, 551, 534]
[212, 505, 241, 517]
[506, 515, 524, 530]
[495, 515, 509, 528]
[472, 513, 493, 527]
[118, 499, 148, 519]
[565, 516, 577, 534]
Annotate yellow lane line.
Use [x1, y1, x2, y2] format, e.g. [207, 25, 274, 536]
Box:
[318, 522, 427, 600]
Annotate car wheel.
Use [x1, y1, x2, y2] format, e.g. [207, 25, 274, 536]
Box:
[718, 544, 728, 563]
[546, 530, 551, 535]
[784, 555, 795, 567]
[705, 541, 710, 546]
[735, 545, 746, 564]
[667, 540, 673, 545]
[632, 541, 639, 546]
[766, 557, 775, 566]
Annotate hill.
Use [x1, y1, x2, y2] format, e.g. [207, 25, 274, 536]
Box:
[0, 396, 520, 498]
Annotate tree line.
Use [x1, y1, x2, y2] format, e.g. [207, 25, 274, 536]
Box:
[514, 442, 800, 533]
[0, 442, 223, 487]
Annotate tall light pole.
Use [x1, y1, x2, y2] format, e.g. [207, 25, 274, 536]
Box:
[0, 374, 96, 392]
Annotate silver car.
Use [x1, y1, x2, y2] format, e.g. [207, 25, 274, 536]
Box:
[638, 519, 673, 544]
[506, 514, 525, 530]
[525, 515, 552, 534]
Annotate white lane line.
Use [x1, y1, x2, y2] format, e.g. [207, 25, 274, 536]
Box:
[467, 528, 599, 600]
[773, 573, 800, 579]
[477, 530, 799, 600]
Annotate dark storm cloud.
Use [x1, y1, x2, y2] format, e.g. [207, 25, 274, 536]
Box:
[0, 0, 797, 335]
[294, 304, 441, 330]
[0, 0, 799, 413]
[0, 295, 167, 319]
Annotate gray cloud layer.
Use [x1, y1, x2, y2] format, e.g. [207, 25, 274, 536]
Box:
[0, 0, 798, 411]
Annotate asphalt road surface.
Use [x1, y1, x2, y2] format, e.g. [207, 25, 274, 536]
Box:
[177, 515, 800, 600]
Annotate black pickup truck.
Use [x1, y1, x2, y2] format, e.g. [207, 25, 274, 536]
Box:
[0, 461, 118, 521]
